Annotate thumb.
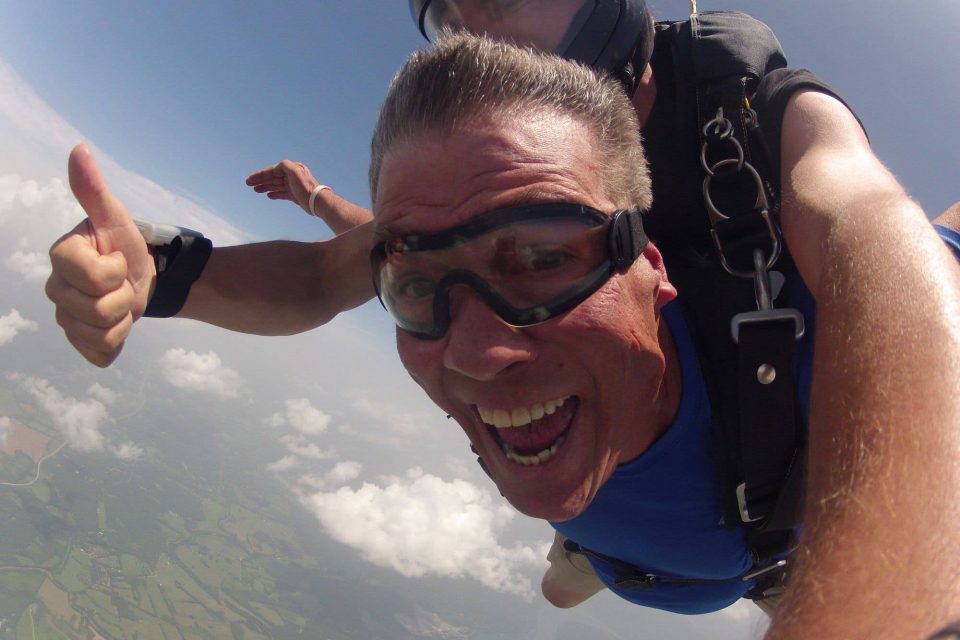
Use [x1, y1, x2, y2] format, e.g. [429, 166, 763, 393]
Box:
[67, 143, 151, 288]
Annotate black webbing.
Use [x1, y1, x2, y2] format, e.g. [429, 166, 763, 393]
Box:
[736, 319, 803, 523]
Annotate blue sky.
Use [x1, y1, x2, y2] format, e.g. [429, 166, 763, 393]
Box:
[2, 0, 957, 241]
[0, 2, 957, 638]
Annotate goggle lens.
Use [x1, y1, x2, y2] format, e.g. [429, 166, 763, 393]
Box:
[371, 203, 647, 339]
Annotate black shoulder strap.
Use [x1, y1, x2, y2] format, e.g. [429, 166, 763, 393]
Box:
[543, 15, 806, 599]
[673, 12, 806, 547]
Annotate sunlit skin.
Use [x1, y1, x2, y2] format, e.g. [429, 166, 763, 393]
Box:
[429, 0, 584, 52]
[374, 112, 681, 521]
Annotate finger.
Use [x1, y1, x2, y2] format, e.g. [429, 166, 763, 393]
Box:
[68, 144, 131, 238]
[252, 181, 287, 192]
[49, 279, 135, 329]
[66, 330, 126, 368]
[58, 307, 133, 367]
[67, 144, 150, 287]
[246, 174, 277, 187]
[49, 235, 128, 297]
[245, 164, 281, 185]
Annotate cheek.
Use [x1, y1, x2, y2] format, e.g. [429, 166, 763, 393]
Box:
[545, 276, 663, 368]
[560, 279, 641, 338]
[396, 329, 445, 388]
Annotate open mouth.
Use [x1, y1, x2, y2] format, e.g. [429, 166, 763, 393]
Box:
[476, 396, 578, 466]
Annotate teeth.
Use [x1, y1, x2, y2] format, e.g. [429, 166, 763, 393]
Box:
[502, 435, 567, 466]
[511, 407, 531, 426]
[478, 407, 491, 424]
[478, 397, 571, 428]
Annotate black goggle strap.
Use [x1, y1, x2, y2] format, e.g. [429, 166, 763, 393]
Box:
[370, 242, 390, 310]
[609, 209, 649, 269]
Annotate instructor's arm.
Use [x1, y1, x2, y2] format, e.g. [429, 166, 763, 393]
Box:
[766, 90, 960, 639]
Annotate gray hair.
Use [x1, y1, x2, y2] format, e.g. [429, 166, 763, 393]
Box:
[369, 33, 651, 211]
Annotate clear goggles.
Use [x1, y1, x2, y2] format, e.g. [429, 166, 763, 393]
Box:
[420, 0, 595, 55]
[370, 203, 648, 340]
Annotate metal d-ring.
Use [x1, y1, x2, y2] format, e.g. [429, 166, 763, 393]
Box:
[702, 107, 733, 140]
[701, 135, 745, 176]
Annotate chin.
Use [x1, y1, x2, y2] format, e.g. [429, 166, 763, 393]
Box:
[498, 482, 593, 522]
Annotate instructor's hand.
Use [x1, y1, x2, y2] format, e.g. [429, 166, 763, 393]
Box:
[45, 144, 155, 367]
[246, 159, 318, 214]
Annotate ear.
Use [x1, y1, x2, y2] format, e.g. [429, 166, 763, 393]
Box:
[642, 242, 678, 308]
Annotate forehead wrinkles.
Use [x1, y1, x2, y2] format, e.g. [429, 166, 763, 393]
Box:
[375, 114, 608, 234]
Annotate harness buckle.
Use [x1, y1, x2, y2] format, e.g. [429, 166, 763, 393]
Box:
[741, 558, 787, 582]
[742, 558, 791, 603]
[730, 248, 805, 344]
[731, 309, 805, 345]
[735, 481, 764, 523]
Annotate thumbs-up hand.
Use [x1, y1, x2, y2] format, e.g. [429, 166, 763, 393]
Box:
[45, 144, 155, 367]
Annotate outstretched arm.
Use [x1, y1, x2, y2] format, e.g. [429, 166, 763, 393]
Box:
[47, 145, 374, 367]
[246, 160, 373, 234]
[179, 222, 374, 335]
[766, 91, 960, 639]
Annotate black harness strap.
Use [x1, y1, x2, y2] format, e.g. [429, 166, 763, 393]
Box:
[688, 12, 805, 539]
[735, 317, 803, 524]
[564, 13, 805, 602]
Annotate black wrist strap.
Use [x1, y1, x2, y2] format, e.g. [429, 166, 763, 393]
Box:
[143, 236, 213, 318]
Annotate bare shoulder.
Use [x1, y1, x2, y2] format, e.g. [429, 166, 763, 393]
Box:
[778, 89, 914, 294]
[781, 90, 869, 151]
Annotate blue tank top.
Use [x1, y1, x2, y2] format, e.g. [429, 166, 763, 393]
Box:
[551, 301, 753, 613]
[935, 224, 960, 261]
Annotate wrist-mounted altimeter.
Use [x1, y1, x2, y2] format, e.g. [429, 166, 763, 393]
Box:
[135, 219, 213, 318]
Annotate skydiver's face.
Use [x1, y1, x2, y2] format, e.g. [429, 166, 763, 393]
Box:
[373, 113, 679, 522]
[424, 0, 587, 53]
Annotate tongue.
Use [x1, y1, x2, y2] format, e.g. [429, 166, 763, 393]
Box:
[496, 399, 576, 454]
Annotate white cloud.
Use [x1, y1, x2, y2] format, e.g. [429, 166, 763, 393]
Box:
[0, 60, 247, 247]
[87, 383, 117, 406]
[13, 374, 107, 452]
[5, 249, 50, 281]
[159, 348, 242, 398]
[302, 467, 541, 597]
[267, 455, 301, 474]
[279, 434, 336, 460]
[719, 600, 752, 621]
[265, 412, 285, 428]
[443, 455, 476, 481]
[298, 461, 363, 491]
[0, 174, 79, 235]
[0, 309, 38, 346]
[111, 442, 145, 461]
[0, 415, 10, 444]
[324, 460, 363, 485]
[346, 393, 426, 437]
[284, 398, 331, 435]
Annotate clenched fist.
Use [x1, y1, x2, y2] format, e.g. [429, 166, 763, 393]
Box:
[45, 144, 155, 367]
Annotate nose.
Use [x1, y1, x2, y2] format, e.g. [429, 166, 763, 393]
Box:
[442, 286, 534, 381]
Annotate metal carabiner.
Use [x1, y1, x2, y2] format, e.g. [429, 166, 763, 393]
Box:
[702, 159, 770, 225]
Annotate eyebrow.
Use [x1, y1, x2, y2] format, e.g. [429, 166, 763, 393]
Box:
[375, 192, 589, 241]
